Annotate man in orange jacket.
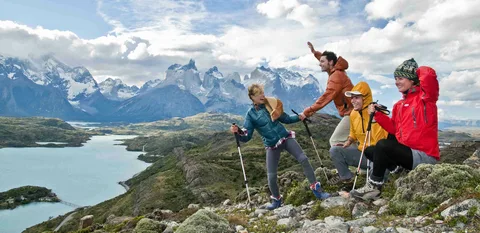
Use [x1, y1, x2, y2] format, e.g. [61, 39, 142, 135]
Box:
[301, 42, 353, 147]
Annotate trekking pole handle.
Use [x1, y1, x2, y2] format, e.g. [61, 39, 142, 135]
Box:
[232, 123, 242, 147]
[367, 112, 375, 132]
[291, 109, 312, 137]
[291, 109, 312, 123]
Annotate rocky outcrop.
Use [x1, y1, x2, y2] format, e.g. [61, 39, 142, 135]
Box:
[390, 163, 480, 216]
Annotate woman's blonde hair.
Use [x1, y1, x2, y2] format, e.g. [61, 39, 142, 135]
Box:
[248, 83, 264, 100]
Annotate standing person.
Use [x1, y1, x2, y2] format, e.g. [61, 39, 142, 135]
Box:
[230, 83, 330, 210]
[328, 82, 388, 188]
[301, 42, 354, 147]
[352, 59, 440, 200]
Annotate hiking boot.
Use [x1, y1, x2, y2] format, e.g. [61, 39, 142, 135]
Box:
[350, 179, 382, 201]
[266, 195, 282, 210]
[327, 176, 353, 186]
[310, 182, 330, 200]
[389, 166, 405, 174]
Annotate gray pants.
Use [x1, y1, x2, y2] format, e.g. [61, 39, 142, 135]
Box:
[329, 145, 367, 180]
[412, 149, 438, 169]
[330, 116, 350, 146]
[266, 138, 317, 197]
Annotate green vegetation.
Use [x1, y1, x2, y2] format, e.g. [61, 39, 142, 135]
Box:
[0, 186, 59, 209]
[0, 117, 95, 148]
[26, 113, 339, 232]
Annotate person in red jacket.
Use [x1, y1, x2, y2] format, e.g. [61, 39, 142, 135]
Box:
[351, 58, 440, 200]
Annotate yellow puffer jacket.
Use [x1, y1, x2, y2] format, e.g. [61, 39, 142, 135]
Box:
[348, 82, 388, 150]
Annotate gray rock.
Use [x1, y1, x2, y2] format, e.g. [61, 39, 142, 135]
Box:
[363, 226, 380, 233]
[373, 199, 388, 206]
[346, 218, 375, 228]
[292, 225, 344, 233]
[254, 208, 268, 216]
[187, 203, 200, 209]
[329, 223, 349, 232]
[378, 205, 389, 215]
[320, 196, 348, 209]
[273, 204, 297, 218]
[396, 228, 412, 233]
[385, 227, 398, 233]
[324, 216, 344, 226]
[266, 215, 278, 221]
[163, 226, 174, 233]
[235, 225, 244, 232]
[79, 215, 94, 230]
[440, 199, 480, 218]
[352, 202, 369, 219]
[223, 199, 232, 206]
[277, 217, 298, 229]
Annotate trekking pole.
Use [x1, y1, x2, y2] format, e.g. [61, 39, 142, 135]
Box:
[352, 112, 375, 191]
[291, 110, 329, 182]
[232, 123, 252, 205]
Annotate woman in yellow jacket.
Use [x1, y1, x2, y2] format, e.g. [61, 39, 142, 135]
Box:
[328, 81, 388, 188]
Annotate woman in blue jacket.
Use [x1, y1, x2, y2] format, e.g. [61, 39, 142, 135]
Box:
[230, 83, 330, 210]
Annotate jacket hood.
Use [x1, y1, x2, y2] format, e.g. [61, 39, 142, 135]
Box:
[351, 81, 373, 109]
[333, 56, 348, 71]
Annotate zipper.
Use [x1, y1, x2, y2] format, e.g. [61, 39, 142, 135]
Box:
[360, 111, 365, 133]
[422, 100, 428, 124]
[412, 108, 417, 128]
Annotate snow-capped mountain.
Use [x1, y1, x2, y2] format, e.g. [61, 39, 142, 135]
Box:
[159, 59, 203, 95]
[99, 78, 139, 101]
[1, 55, 340, 122]
[40, 55, 99, 102]
[244, 66, 338, 116]
[139, 78, 162, 93]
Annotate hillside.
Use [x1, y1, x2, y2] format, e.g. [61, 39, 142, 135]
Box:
[0, 117, 94, 148]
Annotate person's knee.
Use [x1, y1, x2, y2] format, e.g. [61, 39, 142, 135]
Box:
[329, 146, 343, 159]
[267, 172, 278, 179]
[376, 139, 390, 151]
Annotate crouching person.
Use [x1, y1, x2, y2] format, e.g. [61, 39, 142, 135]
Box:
[328, 81, 388, 190]
[230, 84, 330, 210]
[352, 59, 440, 200]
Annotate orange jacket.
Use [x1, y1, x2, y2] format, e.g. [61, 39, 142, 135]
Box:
[303, 55, 353, 117]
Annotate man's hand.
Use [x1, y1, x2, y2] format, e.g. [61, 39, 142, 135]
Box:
[230, 125, 239, 134]
[299, 113, 306, 121]
[307, 41, 315, 53]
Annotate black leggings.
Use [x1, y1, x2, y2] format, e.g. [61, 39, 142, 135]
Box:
[364, 136, 413, 182]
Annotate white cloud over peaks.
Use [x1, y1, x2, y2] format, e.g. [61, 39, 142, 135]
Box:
[256, 0, 339, 27]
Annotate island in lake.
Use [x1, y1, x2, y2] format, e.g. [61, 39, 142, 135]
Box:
[0, 186, 60, 210]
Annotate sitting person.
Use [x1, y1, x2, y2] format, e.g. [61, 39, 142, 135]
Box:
[352, 59, 440, 200]
[328, 81, 388, 190]
[230, 83, 330, 210]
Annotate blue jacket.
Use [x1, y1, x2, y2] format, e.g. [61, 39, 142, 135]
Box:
[238, 104, 300, 147]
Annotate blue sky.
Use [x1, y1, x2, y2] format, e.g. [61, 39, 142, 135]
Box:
[0, 0, 479, 120]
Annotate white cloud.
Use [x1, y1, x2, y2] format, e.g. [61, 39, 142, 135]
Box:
[127, 42, 149, 60]
[257, 0, 299, 18]
[256, 0, 339, 27]
[440, 70, 480, 102]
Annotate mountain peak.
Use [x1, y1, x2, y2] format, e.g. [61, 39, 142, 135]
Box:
[207, 66, 219, 73]
[182, 59, 197, 71]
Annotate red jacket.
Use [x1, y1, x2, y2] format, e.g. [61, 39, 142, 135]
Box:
[374, 66, 440, 159]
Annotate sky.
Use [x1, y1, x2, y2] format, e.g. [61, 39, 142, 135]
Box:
[0, 0, 479, 120]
